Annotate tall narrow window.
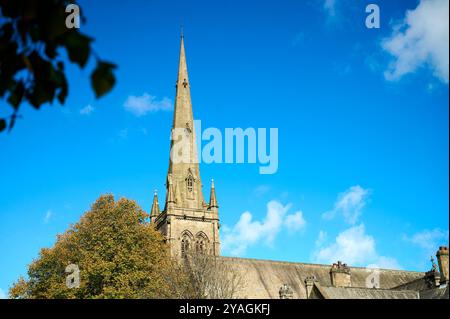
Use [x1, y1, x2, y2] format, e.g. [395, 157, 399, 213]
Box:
[196, 239, 205, 253]
[195, 233, 209, 254]
[181, 236, 190, 259]
[187, 176, 194, 193]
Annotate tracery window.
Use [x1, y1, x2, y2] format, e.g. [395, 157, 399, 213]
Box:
[196, 239, 205, 253]
[195, 232, 209, 254]
[181, 235, 190, 259]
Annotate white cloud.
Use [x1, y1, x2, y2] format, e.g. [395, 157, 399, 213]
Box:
[323, 0, 337, 17]
[118, 129, 128, 140]
[403, 228, 449, 252]
[314, 224, 377, 264]
[313, 224, 400, 269]
[0, 288, 7, 299]
[221, 200, 306, 256]
[44, 210, 52, 224]
[367, 256, 402, 270]
[284, 211, 306, 232]
[322, 185, 369, 224]
[253, 185, 270, 196]
[315, 186, 399, 269]
[315, 230, 328, 247]
[80, 104, 94, 115]
[382, 0, 449, 83]
[124, 93, 173, 116]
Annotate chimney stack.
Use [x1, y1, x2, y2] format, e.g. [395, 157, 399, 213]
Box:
[279, 284, 294, 299]
[330, 261, 351, 288]
[436, 246, 449, 284]
[304, 276, 317, 299]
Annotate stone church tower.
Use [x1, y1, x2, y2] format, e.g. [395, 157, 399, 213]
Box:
[150, 35, 220, 258]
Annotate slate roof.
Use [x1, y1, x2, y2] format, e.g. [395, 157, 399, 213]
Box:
[420, 285, 449, 299]
[391, 276, 432, 291]
[220, 256, 425, 299]
[315, 285, 419, 299]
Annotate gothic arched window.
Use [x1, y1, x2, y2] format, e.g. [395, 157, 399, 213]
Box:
[181, 237, 190, 259]
[195, 232, 209, 254]
[181, 231, 193, 259]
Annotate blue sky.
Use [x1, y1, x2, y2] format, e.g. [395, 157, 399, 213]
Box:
[0, 0, 449, 297]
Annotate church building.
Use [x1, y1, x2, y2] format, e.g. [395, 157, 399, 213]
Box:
[149, 35, 449, 299]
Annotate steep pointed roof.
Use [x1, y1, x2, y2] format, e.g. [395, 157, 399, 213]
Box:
[169, 35, 197, 165]
[166, 174, 176, 204]
[150, 190, 160, 218]
[209, 179, 218, 208]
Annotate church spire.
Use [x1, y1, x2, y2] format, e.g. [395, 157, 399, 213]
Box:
[150, 190, 160, 222]
[209, 179, 218, 208]
[166, 174, 176, 205]
[166, 34, 204, 209]
[153, 35, 221, 258]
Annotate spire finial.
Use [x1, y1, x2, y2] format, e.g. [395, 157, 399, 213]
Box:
[180, 24, 184, 38]
[431, 256, 437, 271]
[154, 189, 158, 196]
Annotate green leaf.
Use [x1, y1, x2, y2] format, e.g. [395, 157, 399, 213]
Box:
[8, 113, 19, 132]
[45, 43, 57, 59]
[42, 4, 67, 41]
[0, 22, 14, 43]
[91, 62, 117, 98]
[7, 81, 25, 109]
[27, 81, 55, 109]
[57, 73, 68, 104]
[63, 31, 92, 68]
[0, 119, 6, 132]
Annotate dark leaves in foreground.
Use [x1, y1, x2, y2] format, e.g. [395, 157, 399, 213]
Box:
[91, 61, 117, 98]
[0, 0, 117, 132]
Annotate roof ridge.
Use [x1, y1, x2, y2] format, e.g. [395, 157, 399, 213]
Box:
[219, 256, 424, 274]
[322, 285, 419, 293]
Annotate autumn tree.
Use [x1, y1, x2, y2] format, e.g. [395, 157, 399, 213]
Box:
[0, 0, 116, 133]
[180, 251, 244, 299]
[9, 195, 185, 299]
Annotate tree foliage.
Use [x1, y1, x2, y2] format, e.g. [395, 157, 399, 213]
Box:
[180, 252, 244, 299]
[0, 0, 116, 133]
[9, 195, 184, 299]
